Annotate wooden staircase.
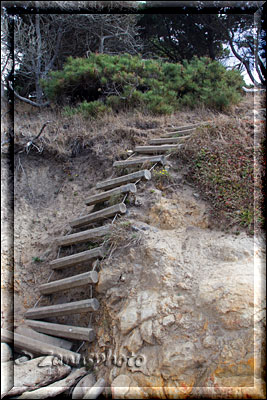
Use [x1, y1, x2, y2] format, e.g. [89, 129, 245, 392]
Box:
[3, 123, 201, 368]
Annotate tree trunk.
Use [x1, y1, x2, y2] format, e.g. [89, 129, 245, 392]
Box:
[35, 14, 43, 103]
[229, 36, 260, 86]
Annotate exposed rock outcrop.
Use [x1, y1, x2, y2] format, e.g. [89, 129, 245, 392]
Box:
[95, 192, 265, 398]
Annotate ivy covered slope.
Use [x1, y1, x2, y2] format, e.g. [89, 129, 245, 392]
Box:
[41, 53, 245, 116]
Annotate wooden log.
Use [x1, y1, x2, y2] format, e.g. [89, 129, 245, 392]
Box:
[39, 271, 98, 295]
[96, 170, 151, 191]
[83, 378, 106, 399]
[50, 247, 104, 270]
[85, 184, 136, 206]
[56, 224, 112, 247]
[1, 342, 12, 362]
[72, 374, 96, 399]
[164, 129, 195, 137]
[134, 144, 178, 154]
[25, 320, 95, 342]
[1, 360, 13, 398]
[113, 155, 166, 168]
[165, 124, 199, 131]
[70, 204, 126, 229]
[7, 356, 71, 397]
[16, 368, 88, 399]
[1, 329, 81, 366]
[25, 299, 99, 320]
[15, 325, 73, 350]
[149, 136, 190, 145]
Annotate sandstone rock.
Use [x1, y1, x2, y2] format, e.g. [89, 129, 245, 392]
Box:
[90, 193, 263, 397]
[125, 379, 145, 399]
[1, 342, 12, 362]
[152, 319, 163, 343]
[118, 299, 138, 334]
[162, 314, 175, 327]
[123, 328, 143, 353]
[138, 290, 158, 322]
[111, 375, 131, 399]
[140, 320, 153, 344]
[203, 335, 216, 348]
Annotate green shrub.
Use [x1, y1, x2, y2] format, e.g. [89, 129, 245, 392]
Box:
[42, 53, 245, 114]
[77, 100, 111, 118]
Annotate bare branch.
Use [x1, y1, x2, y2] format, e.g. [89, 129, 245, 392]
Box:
[8, 81, 50, 107]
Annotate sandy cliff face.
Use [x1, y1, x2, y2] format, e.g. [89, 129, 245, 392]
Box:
[94, 187, 265, 398]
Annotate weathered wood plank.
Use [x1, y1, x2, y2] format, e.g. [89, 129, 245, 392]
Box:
[83, 378, 106, 399]
[70, 204, 126, 229]
[113, 155, 166, 168]
[1, 360, 13, 398]
[56, 224, 112, 247]
[149, 136, 191, 145]
[15, 325, 73, 350]
[85, 184, 136, 206]
[39, 271, 98, 295]
[96, 170, 151, 191]
[50, 247, 104, 270]
[7, 356, 71, 397]
[164, 129, 196, 137]
[134, 144, 178, 154]
[1, 328, 81, 366]
[26, 320, 95, 342]
[72, 374, 96, 399]
[24, 298, 100, 320]
[165, 124, 199, 131]
[15, 368, 87, 399]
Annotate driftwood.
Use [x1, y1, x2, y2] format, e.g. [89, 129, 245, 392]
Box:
[1, 342, 12, 362]
[72, 373, 96, 399]
[82, 378, 106, 399]
[15, 368, 87, 399]
[1, 360, 13, 398]
[6, 356, 71, 397]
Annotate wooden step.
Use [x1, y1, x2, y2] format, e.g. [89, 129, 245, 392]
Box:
[85, 184, 136, 206]
[149, 137, 190, 145]
[165, 124, 199, 131]
[113, 155, 166, 168]
[70, 204, 126, 229]
[15, 325, 73, 350]
[134, 145, 178, 154]
[1, 328, 80, 366]
[24, 298, 100, 320]
[25, 320, 95, 342]
[39, 271, 98, 295]
[56, 225, 112, 247]
[164, 129, 195, 137]
[50, 247, 104, 270]
[96, 169, 151, 191]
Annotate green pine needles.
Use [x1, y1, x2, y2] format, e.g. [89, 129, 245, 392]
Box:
[41, 54, 245, 117]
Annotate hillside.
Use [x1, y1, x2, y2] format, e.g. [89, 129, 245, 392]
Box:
[1, 90, 266, 398]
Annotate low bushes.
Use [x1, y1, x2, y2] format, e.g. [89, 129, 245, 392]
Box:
[171, 118, 265, 234]
[41, 53, 244, 116]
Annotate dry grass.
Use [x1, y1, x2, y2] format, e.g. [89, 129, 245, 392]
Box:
[13, 100, 215, 161]
[169, 97, 265, 235]
[104, 220, 144, 258]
